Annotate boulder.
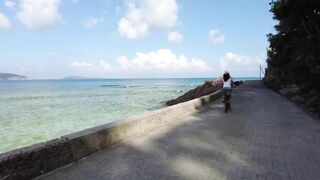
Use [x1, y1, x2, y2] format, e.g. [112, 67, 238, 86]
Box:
[308, 107, 316, 112]
[289, 87, 300, 95]
[291, 95, 306, 104]
[279, 88, 291, 97]
[289, 84, 298, 89]
[279, 86, 300, 98]
[306, 96, 319, 107]
[307, 88, 318, 98]
[166, 79, 223, 106]
[234, 81, 243, 87]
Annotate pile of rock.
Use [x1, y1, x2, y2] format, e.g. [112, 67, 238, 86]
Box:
[234, 80, 243, 87]
[166, 79, 245, 106]
[279, 85, 304, 103]
[166, 79, 223, 106]
[278, 85, 320, 115]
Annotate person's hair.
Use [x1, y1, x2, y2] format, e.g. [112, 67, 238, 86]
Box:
[223, 73, 230, 81]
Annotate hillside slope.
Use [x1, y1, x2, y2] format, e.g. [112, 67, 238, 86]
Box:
[0, 73, 29, 80]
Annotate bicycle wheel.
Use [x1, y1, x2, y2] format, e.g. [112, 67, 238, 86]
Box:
[224, 96, 228, 113]
[228, 97, 231, 111]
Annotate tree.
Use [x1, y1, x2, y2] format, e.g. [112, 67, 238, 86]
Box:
[266, 0, 320, 91]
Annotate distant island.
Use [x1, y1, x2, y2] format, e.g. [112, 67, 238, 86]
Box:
[0, 73, 29, 80]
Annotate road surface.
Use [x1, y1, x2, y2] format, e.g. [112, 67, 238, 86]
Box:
[37, 81, 320, 180]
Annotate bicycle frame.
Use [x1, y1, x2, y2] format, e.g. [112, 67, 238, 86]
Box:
[223, 90, 232, 113]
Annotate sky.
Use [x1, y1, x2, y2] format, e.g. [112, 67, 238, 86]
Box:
[0, 0, 276, 79]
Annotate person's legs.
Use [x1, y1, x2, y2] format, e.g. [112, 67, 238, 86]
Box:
[227, 89, 232, 111]
[221, 88, 227, 103]
[224, 88, 232, 111]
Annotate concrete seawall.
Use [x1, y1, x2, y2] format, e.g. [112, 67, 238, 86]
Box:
[0, 90, 222, 180]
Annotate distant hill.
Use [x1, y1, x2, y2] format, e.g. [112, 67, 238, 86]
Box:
[0, 73, 29, 80]
[63, 76, 89, 80]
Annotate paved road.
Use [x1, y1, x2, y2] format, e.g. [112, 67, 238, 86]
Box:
[37, 81, 320, 180]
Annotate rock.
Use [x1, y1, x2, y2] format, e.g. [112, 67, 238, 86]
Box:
[307, 88, 318, 97]
[279, 88, 291, 97]
[311, 66, 320, 74]
[285, 87, 301, 98]
[234, 81, 243, 87]
[279, 86, 300, 98]
[308, 107, 316, 112]
[289, 87, 300, 95]
[289, 84, 298, 88]
[166, 79, 223, 106]
[306, 96, 319, 107]
[291, 95, 306, 104]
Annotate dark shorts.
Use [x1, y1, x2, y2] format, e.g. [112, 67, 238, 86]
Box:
[222, 88, 232, 96]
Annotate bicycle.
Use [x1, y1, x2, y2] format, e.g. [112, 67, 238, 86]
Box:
[223, 89, 232, 113]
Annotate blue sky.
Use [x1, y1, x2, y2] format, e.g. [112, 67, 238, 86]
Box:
[0, 0, 275, 79]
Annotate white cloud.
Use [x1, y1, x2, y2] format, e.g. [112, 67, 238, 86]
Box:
[70, 49, 211, 77]
[70, 60, 114, 73]
[17, 0, 62, 29]
[118, 0, 178, 39]
[0, 13, 11, 30]
[168, 31, 183, 44]
[117, 49, 210, 73]
[209, 29, 224, 44]
[219, 52, 260, 76]
[5, 0, 16, 8]
[83, 17, 103, 29]
[71, 61, 94, 70]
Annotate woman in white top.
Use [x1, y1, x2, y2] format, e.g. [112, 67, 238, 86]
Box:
[221, 71, 233, 95]
[221, 71, 233, 112]
[222, 71, 233, 88]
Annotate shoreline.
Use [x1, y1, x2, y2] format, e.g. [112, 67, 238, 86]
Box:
[0, 77, 260, 81]
[0, 89, 223, 180]
[0, 78, 251, 153]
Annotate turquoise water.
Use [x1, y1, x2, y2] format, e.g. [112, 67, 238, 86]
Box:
[0, 78, 258, 153]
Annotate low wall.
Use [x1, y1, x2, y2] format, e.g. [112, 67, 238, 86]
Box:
[0, 90, 222, 180]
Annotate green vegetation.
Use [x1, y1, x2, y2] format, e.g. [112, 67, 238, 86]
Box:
[265, 0, 320, 91]
[265, 0, 320, 113]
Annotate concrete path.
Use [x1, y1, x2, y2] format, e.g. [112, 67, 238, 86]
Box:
[37, 81, 320, 180]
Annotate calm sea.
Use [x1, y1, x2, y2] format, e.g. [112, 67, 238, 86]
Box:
[0, 77, 258, 153]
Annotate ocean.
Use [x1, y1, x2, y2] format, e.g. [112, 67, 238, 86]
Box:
[0, 77, 258, 153]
